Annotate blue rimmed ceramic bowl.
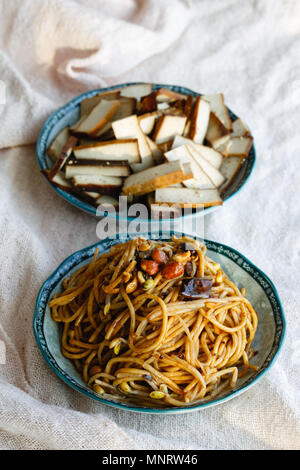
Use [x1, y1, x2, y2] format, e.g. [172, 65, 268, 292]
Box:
[33, 232, 285, 414]
[36, 82, 256, 222]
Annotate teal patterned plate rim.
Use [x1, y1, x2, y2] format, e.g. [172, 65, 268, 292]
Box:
[33, 232, 285, 414]
[36, 82, 256, 221]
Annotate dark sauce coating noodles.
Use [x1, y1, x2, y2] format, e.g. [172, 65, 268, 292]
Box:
[49, 236, 258, 407]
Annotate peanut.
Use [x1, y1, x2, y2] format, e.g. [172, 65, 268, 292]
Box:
[140, 260, 159, 276]
[161, 261, 184, 279]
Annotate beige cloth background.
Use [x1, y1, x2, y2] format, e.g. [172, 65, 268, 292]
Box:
[0, 0, 299, 450]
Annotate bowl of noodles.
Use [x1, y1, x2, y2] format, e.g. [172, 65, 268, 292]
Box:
[33, 232, 285, 413]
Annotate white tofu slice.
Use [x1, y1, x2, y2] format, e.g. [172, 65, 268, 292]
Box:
[73, 139, 140, 164]
[65, 160, 130, 178]
[205, 112, 229, 145]
[138, 112, 159, 135]
[150, 203, 182, 219]
[82, 191, 101, 201]
[231, 118, 250, 137]
[164, 145, 215, 189]
[202, 93, 232, 130]
[220, 156, 244, 191]
[52, 171, 73, 190]
[72, 174, 123, 192]
[70, 114, 90, 133]
[122, 161, 193, 196]
[92, 121, 112, 138]
[112, 115, 153, 172]
[157, 140, 173, 153]
[189, 97, 210, 144]
[96, 195, 119, 207]
[157, 102, 170, 110]
[167, 183, 184, 188]
[74, 99, 120, 135]
[50, 136, 79, 177]
[156, 88, 187, 103]
[93, 97, 136, 137]
[80, 90, 120, 116]
[155, 187, 222, 208]
[145, 136, 163, 165]
[224, 136, 253, 157]
[172, 135, 223, 169]
[47, 127, 70, 162]
[120, 83, 152, 100]
[43, 170, 74, 193]
[80, 96, 101, 117]
[153, 115, 187, 144]
[187, 145, 225, 188]
[212, 135, 231, 154]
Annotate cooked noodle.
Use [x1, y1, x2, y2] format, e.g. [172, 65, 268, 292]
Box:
[49, 236, 258, 407]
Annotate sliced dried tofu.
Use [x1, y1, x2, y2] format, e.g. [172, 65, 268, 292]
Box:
[73, 139, 140, 164]
[138, 112, 160, 135]
[93, 97, 136, 137]
[72, 174, 123, 192]
[74, 99, 120, 135]
[156, 88, 187, 102]
[96, 195, 119, 207]
[220, 156, 244, 191]
[153, 115, 187, 144]
[92, 121, 112, 138]
[212, 135, 231, 154]
[157, 140, 173, 153]
[80, 96, 101, 117]
[205, 112, 229, 145]
[49, 136, 78, 177]
[166, 183, 184, 188]
[112, 115, 153, 172]
[187, 145, 225, 187]
[189, 97, 210, 144]
[164, 145, 215, 189]
[122, 160, 193, 196]
[82, 191, 101, 201]
[146, 136, 163, 165]
[42, 169, 74, 193]
[47, 127, 70, 162]
[70, 114, 87, 133]
[183, 119, 191, 137]
[120, 83, 152, 100]
[172, 135, 223, 169]
[80, 90, 120, 116]
[157, 102, 170, 111]
[184, 95, 195, 117]
[139, 92, 157, 114]
[52, 171, 74, 190]
[150, 202, 182, 219]
[231, 118, 250, 137]
[155, 187, 222, 208]
[65, 160, 130, 178]
[224, 136, 253, 157]
[202, 93, 232, 130]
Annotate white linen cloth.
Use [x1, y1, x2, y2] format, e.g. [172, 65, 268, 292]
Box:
[0, 0, 299, 450]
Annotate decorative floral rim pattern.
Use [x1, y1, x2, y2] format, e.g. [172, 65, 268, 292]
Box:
[33, 232, 285, 414]
[36, 83, 256, 221]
